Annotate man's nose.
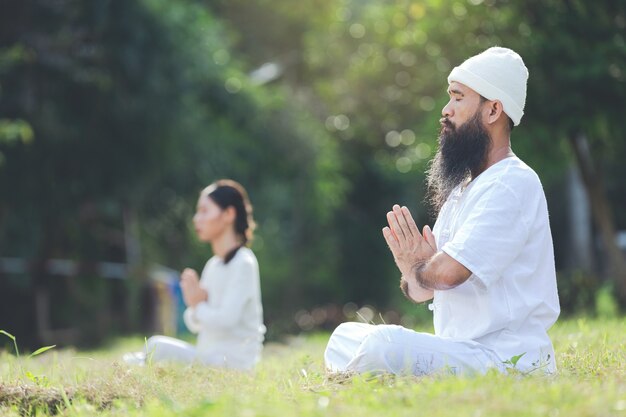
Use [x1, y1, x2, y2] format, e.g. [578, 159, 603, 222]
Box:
[442, 100, 453, 118]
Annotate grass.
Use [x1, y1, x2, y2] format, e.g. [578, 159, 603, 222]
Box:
[1, 317, 625, 416]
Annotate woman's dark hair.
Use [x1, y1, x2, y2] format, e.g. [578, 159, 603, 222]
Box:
[204, 179, 256, 263]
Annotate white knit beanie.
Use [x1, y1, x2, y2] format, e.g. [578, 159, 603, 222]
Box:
[447, 47, 528, 126]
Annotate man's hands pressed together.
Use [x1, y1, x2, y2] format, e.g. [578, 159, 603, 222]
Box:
[383, 204, 472, 302]
[383, 205, 437, 277]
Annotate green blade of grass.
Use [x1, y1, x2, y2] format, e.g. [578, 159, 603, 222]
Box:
[0, 329, 20, 357]
[29, 345, 56, 358]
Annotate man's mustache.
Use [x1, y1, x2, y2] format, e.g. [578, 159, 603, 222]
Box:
[439, 118, 455, 130]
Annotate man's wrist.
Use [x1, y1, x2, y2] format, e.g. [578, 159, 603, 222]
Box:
[399, 260, 428, 302]
[411, 260, 432, 290]
[399, 278, 413, 302]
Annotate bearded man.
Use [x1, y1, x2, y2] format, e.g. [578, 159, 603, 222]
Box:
[324, 47, 560, 375]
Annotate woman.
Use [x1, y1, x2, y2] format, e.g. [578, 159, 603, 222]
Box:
[125, 180, 265, 370]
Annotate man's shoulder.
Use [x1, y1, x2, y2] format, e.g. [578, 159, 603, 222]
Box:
[478, 157, 543, 193]
[460, 158, 545, 212]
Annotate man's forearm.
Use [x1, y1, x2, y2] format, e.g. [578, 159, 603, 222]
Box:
[414, 260, 449, 291]
[412, 252, 471, 291]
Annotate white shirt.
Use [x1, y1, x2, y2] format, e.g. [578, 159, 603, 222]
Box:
[183, 247, 265, 369]
[432, 156, 560, 372]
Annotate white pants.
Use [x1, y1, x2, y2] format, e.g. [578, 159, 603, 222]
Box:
[142, 335, 256, 370]
[145, 335, 198, 364]
[324, 323, 504, 376]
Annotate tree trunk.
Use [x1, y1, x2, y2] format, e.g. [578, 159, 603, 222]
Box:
[569, 132, 626, 304]
[123, 204, 143, 332]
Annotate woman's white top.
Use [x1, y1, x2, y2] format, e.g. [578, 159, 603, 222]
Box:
[183, 247, 265, 370]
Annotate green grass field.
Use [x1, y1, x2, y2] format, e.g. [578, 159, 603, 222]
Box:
[1, 318, 625, 416]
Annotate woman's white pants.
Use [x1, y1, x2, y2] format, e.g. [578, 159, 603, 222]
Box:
[145, 335, 198, 364]
[324, 323, 504, 376]
[137, 335, 256, 370]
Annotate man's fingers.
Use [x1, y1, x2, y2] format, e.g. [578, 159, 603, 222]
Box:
[392, 205, 414, 239]
[423, 225, 437, 251]
[400, 206, 422, 239]
[382, 226, 399, 252]
[386, 210, 406, 241]
[384, 219, 401, 243]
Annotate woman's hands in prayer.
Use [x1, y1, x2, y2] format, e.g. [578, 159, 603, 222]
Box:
[180, 268, 208, 307]
[382, 204, 437, 281]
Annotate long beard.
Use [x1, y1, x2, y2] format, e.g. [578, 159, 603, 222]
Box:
[425, 111, 492, 216]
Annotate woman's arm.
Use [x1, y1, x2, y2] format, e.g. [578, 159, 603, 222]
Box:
[187, 259, 257, 330]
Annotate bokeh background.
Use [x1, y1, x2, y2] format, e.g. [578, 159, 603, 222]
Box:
[1, 0, 625, 349]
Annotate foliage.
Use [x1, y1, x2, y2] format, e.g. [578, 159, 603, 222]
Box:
[0, 46, 34, 166]
[0, 329, 56, 391]
[0, 0, 344, 346]
[217, 0, 626, 307]
[508, 0, 626, 300]
[1, 0, 626, 349]
[595, 283, 620, 319]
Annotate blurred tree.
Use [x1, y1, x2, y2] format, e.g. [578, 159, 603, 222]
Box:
[212, 0, 568, 307]
[209, 0, 626, 311]
[0, 0, 345, 346]
[509, 0, 626, 304]
[3, 0, 624, 348]
[0, 45, 34, 166]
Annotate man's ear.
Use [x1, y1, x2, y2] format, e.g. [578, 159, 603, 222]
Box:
[486, 100, 504, 125]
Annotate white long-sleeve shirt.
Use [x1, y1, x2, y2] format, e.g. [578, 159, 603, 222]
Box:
[183, 247, 265, 370]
